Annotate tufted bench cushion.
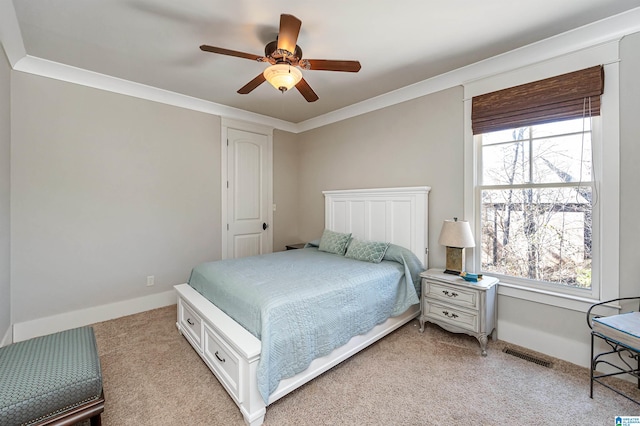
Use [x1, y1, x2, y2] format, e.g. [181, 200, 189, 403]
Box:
[0, 326, 104, 425]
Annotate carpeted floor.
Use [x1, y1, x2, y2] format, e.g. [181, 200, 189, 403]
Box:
[89, 305, 640, 425]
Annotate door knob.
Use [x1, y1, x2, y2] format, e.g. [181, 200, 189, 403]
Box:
[263, 223, 269, 230]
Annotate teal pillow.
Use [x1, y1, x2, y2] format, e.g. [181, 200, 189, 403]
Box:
[318, 229, 352, 255]
[345, 239, 390, 263]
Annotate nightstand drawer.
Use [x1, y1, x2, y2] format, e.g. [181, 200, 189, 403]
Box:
[423, 300, 478, 333]
[425, 281, 478, 310]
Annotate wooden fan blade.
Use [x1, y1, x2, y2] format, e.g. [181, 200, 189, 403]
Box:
[238, 73, 267, 94]
[277, 14, 302, 53]
[200, 45, 262, 61]
[305, 59, 361, 72]
[295, 78, 319, 102]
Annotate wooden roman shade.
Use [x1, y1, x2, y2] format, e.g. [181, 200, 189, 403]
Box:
[471, 65, 604, 135]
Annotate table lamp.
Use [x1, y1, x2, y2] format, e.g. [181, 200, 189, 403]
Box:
[438, 218, 475, 275]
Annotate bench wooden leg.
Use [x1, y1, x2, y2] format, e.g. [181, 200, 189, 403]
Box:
[90, 413, 102, 426]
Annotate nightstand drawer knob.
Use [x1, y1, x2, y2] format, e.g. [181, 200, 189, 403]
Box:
[442, 290, 458, 298]
[442, 310, 459, 319]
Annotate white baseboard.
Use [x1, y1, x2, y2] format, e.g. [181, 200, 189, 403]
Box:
[497, 319, 638, 383]
[497, 319, 591, 369]
[1, 325, 11, 347]
[13, 289, 177, 342]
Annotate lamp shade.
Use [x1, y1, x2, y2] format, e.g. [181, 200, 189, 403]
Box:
[438, 219, 475, 248]
[263, 64, 302, 92]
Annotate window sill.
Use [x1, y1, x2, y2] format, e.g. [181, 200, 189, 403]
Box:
[497, 281, 620, 315]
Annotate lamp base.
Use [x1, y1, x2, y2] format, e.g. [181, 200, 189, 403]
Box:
[444, 246, 466, 276]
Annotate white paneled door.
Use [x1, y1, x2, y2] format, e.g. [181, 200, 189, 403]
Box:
[226, 127, 272, 258]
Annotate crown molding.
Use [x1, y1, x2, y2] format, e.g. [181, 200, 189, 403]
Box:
[4, 6, 640, 134]
[295, 6, 640, 133]
[13, 55, 296, 133]
[0, 0, 26, 66]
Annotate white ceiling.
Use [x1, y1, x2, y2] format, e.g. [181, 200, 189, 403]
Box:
[10, 0, 640, 123]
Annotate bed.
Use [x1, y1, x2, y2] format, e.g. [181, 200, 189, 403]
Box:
[174, 186, 430, 425]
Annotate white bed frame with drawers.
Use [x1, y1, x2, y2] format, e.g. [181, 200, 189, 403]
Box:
[175, 186, 430, 425]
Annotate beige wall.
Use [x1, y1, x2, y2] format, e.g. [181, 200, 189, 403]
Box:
[288, 33, 640, 366]
[296, 86, 464, 268]
[2, 27, 638, 366]
[619, 32, 640, 303]
[497, 31, 640, 364]
[10, 72, 223, 323]
[0, 46, 11, 341]
[273, 129, 299, 252]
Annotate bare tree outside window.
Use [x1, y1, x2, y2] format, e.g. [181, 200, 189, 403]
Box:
[479, 118, 593, 288]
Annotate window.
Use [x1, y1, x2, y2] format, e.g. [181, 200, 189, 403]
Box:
[477, 117, 595, 292]
[468, 64, 612, 302]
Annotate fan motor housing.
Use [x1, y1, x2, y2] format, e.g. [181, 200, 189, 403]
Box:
[264, 40, 303, 66]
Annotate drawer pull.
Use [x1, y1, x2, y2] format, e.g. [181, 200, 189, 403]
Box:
[442, 290, 458, 298]
[186, 318, 195, 326]
[214, 351, 226, 363]
[442, 310, 459, 319]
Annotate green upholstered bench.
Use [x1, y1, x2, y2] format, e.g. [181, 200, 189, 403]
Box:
[0, 326, 104, 426]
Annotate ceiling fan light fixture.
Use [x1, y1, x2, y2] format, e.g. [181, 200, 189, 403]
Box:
[263, 63, 302, 93]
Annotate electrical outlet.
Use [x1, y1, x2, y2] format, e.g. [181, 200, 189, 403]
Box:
[146, 275, 155, 287]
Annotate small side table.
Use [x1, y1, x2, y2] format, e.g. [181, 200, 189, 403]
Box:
[285, 243, 306, 250]
[419, 269, 499, 356]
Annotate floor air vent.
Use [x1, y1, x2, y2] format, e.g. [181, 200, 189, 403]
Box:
[503, 348, 553, 368]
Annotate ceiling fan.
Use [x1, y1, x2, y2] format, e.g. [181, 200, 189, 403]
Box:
[200, 14, 361, 102]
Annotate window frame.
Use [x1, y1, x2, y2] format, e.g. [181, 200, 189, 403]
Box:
[463, 44, 620, 313]
[474, 118, 600, 300]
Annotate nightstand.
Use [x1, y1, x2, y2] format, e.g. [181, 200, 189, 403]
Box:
[285, 243, 306, 250]
[419, 268, 499, 356]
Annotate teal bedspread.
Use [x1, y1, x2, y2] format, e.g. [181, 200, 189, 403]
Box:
[188, 245, 422, 403]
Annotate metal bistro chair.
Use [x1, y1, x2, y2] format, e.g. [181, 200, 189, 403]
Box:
[587, 296, 640, 404]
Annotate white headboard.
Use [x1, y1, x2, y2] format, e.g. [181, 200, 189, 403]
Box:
[323, 186, 431, 267]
